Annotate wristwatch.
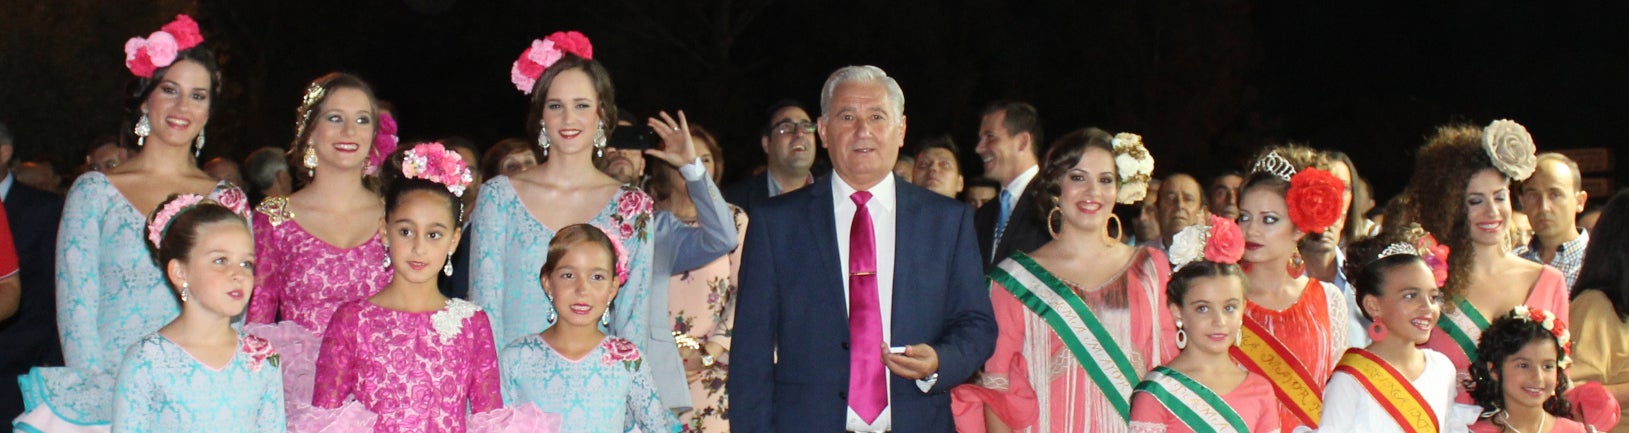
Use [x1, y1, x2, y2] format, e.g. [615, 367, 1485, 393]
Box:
[701, 354, 716, 367]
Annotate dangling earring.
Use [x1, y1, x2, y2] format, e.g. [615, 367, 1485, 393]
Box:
[593, 120, 607, 158]
[1367, 321, 1389, 342]
[546, 306, 557, 323]
[134, 113, 151, 147]
[1236, 330, 1243, 347]
[600, 302, 612, 326]
[537, 124, 550, 157]
[443, 253, 454, 276]
[1175, 319, 1187, 349]
[194, 129, 206, 157]
[382, 244, 392, 269]
[1288, 250, 1305, 276]
[303, 145, 318, 177]
[180, 281, 191, 303]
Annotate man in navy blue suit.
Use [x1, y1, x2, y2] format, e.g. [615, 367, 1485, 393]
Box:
[730, 66, 996, 432]
[0, 122, 66, 422]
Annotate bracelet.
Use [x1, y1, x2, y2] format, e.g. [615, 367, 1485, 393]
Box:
[673, 331, 701, 351]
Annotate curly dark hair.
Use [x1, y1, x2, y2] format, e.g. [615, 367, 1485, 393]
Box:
[1342, 230, 1428, 320]
[1166, 261, 1247, 306]
[1404, 124, 1499, 306]
[1032, 127, 1118, 236]
[1464, 312, 1573, 422]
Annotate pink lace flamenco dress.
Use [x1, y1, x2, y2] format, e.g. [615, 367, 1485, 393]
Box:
[294, 298, 557, 433]
[241, 197, 391, 416]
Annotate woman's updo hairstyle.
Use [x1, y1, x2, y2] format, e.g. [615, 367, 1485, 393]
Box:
[526, 55, 618, 164]
[1342, 230, 1430, 320]
[378, 142, 467, 228]
[1032, 127, 1116, 220]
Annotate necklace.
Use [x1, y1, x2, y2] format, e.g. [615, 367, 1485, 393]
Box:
[1500, 411, 1547, 433]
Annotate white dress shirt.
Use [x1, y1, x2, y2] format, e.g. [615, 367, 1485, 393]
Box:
[1002, 165, 1039, 207]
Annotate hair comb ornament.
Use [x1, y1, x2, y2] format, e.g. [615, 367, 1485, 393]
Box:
[1250, 150, 1298, 182]
[1510, 306, 1572, 368]
[1482, 119, 1538, 182]
[1111, 132, 1155, 204]
[511, 31, 594, 94]
[294, 82, 326, 140]
[124, 15, 204, 78]
[401, 142, 475, 197]
[1377, 242, 1419, 260]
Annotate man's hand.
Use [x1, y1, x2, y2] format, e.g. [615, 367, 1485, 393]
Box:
[882, 343, 938, 380]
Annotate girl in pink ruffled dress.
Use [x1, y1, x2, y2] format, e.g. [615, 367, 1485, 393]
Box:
[1466, 308, 1597, 433]
[299, 143, 555, 432]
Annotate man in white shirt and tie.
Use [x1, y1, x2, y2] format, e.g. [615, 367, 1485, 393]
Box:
[730, 65, 996, 433]
[973, 101, 1049, 270]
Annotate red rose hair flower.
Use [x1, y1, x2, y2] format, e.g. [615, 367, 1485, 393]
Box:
[1285, 167, 1344, 234]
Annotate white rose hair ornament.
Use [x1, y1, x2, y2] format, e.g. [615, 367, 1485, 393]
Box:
[1481, 119, 1538, 182]
[1509, 306, 1572, 369]
[511, 31, 594, 94]
[1167, 214, 1247, 271]
[124, 15, 204, 79]
[1111, 132, 1156, 204]
[1250, 150, 1344, 234]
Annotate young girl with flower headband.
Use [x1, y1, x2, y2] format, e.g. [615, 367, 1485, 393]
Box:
[1409, 121, 1573, 408]
[472, 30, 657, 399]
[1128, 215, 1283, 433]
[111, 195, 283, 432]
[16, 15, 252, 432]
[951, 128, 1175, 433]
[1465, 307, 1595, 433]
[1313, 232, 1476, 433]
[303, 143, 547, 432]
[1232, 144, 1351, 431]
[499, 223, 679, 433]
[242, 72, 393, 417]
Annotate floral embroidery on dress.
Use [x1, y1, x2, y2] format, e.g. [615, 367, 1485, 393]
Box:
[212, 182, 251, 218]
[611, 188, 654, 240]
[255, 196, 295, 227]
[242, 334, 281, 372]
[432, 299, 482, 345]
[602, 338, 642, 371]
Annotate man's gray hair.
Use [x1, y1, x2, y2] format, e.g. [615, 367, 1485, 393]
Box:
[245, 146, 289, 192]
[819, 65, 905, 119]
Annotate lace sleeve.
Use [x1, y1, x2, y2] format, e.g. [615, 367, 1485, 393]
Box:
[110, 339, 155, 431]
[627, 354, 681, 433]
[467, 312, 504, 413]
[56, 176, 110, 370]
[470, 181, 509, 350]
[311, 306, 358, 408]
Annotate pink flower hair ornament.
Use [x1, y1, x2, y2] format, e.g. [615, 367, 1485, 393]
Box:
[600, 226, 632, 287]
[147, 194, 208, 250]
[1168, 214, 1246, 270]
[124, 15, 204, 78]
[400, 142, 475, 197]
[511, 31, 594, 94]
[366, 112, 400, 175]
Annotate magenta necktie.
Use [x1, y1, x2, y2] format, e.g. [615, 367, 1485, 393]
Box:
[847, 191, 887, 424]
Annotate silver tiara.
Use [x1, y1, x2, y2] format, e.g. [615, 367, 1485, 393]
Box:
[1250, 150, 1297, 181]
[1377, 242, 1419, 259]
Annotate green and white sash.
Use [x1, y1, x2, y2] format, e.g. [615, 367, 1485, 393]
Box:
[1133, 366, 1249, 433]
[1437, 298, 1491, 363]
[990, 253, 1140, 421]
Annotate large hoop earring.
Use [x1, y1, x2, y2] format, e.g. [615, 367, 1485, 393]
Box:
[1175, 319, 1187, 349]
[134, 114, 151, 147]
[538, 124, 550, 157]
[1106, 214, 1123, 241]
[1046, 206, 1061, 239]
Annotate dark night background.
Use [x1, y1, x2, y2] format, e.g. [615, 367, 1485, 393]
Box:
[2, 0, 1623, 204]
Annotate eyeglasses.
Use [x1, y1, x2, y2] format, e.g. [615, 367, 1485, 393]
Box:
[773, 121, 816, 136]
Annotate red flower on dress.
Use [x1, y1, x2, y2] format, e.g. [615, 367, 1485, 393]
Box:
[1284, 167, 1344, 234]
[242, 334, 280, 372]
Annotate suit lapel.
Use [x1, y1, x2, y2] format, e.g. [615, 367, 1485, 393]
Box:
[891, 179, 921, 335]
[803, 178, 846, 319]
